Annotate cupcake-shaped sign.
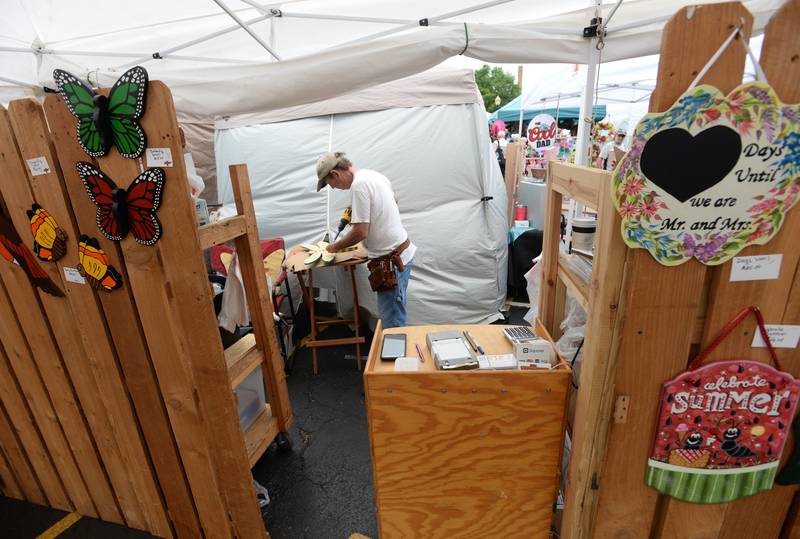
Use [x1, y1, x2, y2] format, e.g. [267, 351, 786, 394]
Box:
[647, 360, 800, 503]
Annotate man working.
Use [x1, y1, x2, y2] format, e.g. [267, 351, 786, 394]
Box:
[316, 152, 416, 328]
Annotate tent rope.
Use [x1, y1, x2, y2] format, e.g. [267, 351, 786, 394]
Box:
[459, 23, 470, 55]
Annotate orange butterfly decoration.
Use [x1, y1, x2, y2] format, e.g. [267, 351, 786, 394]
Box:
[77, 235, 123, 292]
[0, 207, 63, 296]
[27, 204, 68, 261]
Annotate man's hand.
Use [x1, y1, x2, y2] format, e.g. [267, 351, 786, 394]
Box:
[328, 222, 369, 253]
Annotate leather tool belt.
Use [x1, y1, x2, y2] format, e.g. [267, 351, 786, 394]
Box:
[367, 238, 410, 292]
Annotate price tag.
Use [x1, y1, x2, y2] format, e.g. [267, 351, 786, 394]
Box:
[752, 325, 800, 349]
[63, 267, 86, 285]
[145, 148, 173, 168]
[729, 254, 782, 282]
[26, 156, 51, 176]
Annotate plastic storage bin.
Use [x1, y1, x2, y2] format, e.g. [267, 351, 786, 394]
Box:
[236, 365, 267, 430]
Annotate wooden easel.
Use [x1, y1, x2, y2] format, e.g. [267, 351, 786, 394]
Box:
[294, 258, 367, 374]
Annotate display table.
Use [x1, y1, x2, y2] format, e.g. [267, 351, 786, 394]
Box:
[364, 321, 571, 538]
[284, 244, 368, 374]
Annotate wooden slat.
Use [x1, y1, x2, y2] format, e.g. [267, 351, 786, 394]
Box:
[229, 164, 292, 432]
[560, 171, 629, 538]
[0, 289, 72, 511]
[0, 390, 46, 504]
[549, 162, 603, 209]
[664, 3, 800, 538]
[226, 334, 265, 389]
[8, 98, 170, 536]
[503, 142, 523, 226]
[131, 87, 265, 539]
[44, 93, 202, 539]
[558, 253, 590, 311]
[244, 406, 278, 467]
[0, 109, 112, 520]
[61, 84, 234, 538]
[0, 436, 22, 499]
[540, 160, 564, 336]
[593, 4, 753, 539]
[198, 215, 247, 250]
[305, 336, 367, 348]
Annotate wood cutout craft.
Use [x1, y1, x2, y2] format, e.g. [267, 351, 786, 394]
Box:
[647, 307, 800, 503]
[53, 67, 148, 159]
[613, 82, 800, 265]
[77, 235, 123, 292]
[27, 203, 67, 261]
[0, 207, 63, 296]
[76, 161, 164, 246]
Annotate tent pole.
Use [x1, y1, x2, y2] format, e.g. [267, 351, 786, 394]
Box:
[211, 0, 282, 61]
[116, 13, 274, 69]
[340, 0, 516, 47]
[568, 0, 603, 249]
[574, 33, 600, 165]
[554, 93, 561, 128]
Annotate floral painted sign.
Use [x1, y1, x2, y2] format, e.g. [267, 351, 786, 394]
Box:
[612, 81, 800, 265]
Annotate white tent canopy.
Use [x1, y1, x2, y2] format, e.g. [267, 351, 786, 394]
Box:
[1, 0, 783, 117]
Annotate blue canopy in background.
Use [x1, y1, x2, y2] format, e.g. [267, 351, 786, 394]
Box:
[488, 95, 606, 123]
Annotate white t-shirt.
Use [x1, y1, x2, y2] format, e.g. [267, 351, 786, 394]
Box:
[350, 169, 416, 265]
[599, 141, 625, 170]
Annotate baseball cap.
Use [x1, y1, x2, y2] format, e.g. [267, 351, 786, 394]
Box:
[316, 152, 346, 191]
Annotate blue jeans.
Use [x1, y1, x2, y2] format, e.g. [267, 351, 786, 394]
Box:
[377, 259, 413, 328]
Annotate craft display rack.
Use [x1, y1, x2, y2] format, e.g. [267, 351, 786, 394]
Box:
[541, 2, 800, 537]
[0, 80, 290, 538]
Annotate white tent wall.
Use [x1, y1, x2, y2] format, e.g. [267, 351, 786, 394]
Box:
[215, 71, 507, 325]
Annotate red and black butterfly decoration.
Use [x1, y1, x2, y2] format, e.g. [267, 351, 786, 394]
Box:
[76, 162, 164, 246]
[0, 207, 64, 296]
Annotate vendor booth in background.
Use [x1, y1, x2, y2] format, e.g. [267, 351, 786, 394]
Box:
[215, 69, 508, 326]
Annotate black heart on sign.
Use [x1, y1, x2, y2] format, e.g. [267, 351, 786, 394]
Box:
[640, 126, 742, 203]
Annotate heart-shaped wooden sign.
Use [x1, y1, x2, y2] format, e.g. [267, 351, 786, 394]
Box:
[612, 82, 800, 266]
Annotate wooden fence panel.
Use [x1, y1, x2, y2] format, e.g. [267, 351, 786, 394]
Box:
[0, 109, 111, 520]
[590, 4, 754, 538]
[6, 98, 171, 537]
[44, 81, 266, 538]
[43, 95, 203, 539]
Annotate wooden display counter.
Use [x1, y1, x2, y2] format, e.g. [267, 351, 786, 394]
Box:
[364, 321, 571, 538]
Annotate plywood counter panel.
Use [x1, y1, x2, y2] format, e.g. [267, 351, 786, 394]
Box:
[365, 323, 570, 538]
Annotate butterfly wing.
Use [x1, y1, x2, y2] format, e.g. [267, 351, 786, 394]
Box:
[78, 235, 122, 291]
[107, 66, 148, 159]
[53, 69, 106, 157]
[0, 211, 63, 297]
[76, 161, 123, 241]
[126, 167, 164, 246]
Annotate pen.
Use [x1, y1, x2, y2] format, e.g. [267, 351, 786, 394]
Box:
[462, 330, 478, 352]
[415, 343, 425, 363]
[467, 331, 485, 355]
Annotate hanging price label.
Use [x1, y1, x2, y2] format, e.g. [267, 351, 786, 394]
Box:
[146, 148, 173, 168]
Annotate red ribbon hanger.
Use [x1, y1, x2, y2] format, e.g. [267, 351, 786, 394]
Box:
[688, 306, 780, 371]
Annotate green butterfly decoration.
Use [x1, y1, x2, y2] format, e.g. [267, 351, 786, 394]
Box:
[53, 67, 148, 159]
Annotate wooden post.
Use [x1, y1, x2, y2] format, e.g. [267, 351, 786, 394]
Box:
[228, 163, 292, 430]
